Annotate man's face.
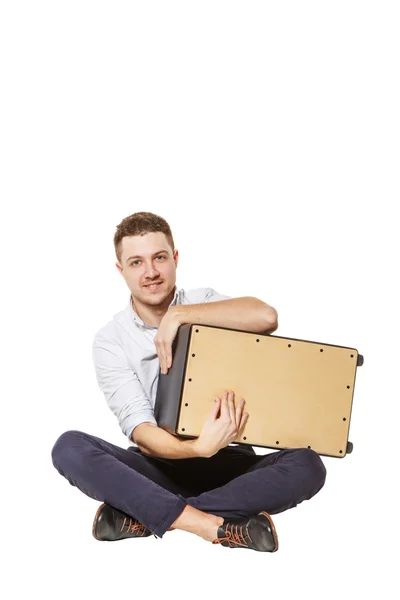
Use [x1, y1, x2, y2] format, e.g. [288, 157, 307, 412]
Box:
[116, 232, 178, 306]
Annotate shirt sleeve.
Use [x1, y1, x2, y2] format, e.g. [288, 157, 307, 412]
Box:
[204, 287, 232, 303]
[92, 333, 157, 440]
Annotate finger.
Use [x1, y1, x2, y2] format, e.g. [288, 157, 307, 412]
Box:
[162, 342, 171, 374]
[210, 397, 221, 418]
[220, 391, 229, 417]
[227, 391, 235, 424]
[159, 346, 166, 375]
[166, 346, 172, 369]
[235, 397, 245, 423]
[154, 341, 162, 373]
[238, 411, 249, 436]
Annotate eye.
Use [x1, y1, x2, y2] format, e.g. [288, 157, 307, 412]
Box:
[130, 255, 166, 266]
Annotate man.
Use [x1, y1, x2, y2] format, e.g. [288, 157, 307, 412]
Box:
[51, 211, 327, 552]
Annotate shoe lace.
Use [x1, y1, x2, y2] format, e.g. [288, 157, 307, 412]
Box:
[120, 516, 148, 536]
[212, 523, 253, 548]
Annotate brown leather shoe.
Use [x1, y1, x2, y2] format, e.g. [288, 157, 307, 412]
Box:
[92, 503, 154, 541]
[212, 511, 279, 552]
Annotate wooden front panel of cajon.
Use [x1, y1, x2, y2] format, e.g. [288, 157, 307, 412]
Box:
[154, 324, 359, 458]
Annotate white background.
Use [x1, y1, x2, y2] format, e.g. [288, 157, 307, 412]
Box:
[1, 1, 399, 599]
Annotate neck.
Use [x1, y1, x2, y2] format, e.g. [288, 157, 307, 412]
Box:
[131, 285, 176, 327]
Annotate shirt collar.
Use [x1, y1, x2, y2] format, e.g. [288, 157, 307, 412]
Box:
[127, 285, 179, 329]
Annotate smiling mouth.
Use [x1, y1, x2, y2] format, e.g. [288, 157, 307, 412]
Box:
[145, 282, 163, 290]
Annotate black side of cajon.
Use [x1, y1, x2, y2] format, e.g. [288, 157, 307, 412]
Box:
[154, 324, 193, 434]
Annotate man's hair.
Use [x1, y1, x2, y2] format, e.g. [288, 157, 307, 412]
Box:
[114, 211, 175, 265]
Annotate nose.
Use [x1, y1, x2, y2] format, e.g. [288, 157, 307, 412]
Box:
[143, 261, 161, 279]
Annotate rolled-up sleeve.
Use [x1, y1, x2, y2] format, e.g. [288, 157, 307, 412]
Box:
[204, 287, 232, 303]
[92, 334, 157, 439]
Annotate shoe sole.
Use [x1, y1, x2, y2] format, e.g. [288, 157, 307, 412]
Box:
[259, 511, 279, 552]
[92, 502, 106, 541]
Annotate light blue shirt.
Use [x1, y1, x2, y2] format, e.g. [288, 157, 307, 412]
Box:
[92, 285, 231, 443]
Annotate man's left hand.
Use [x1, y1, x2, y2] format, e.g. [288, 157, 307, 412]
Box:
[154, 308, 181, 375]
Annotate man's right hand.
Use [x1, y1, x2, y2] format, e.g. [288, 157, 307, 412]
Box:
[193, 390, 249, 458]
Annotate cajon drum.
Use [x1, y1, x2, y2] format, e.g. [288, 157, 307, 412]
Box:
[154, 324, 363, 458]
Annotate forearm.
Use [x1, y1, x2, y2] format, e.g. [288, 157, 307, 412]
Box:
[133, 423, 201, 459]
[172, 297, 278, 334]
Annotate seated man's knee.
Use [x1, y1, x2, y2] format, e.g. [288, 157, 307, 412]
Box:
[51, 429, 85, 471]
[299, 448, 327, 490]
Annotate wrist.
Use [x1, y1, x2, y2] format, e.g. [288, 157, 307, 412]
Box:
[169, 304, 187, 326]
[191, 438, 207, 458]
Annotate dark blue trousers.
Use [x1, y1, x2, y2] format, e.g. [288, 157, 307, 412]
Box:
[51, 430, 327, 539]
